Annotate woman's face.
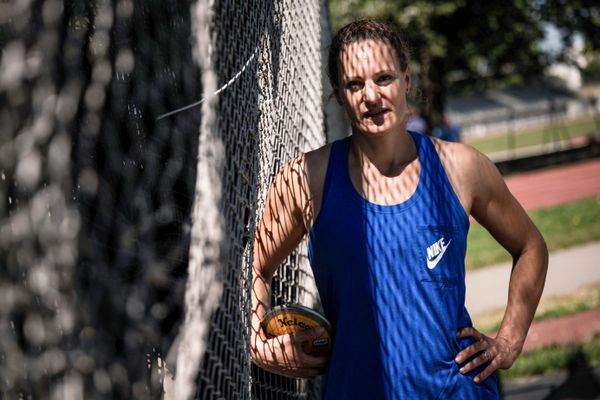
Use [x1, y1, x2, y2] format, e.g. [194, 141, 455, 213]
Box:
[336, 39, 410, 138]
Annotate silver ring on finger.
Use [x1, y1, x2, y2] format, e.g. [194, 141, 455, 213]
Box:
[483, 350, 491, 361]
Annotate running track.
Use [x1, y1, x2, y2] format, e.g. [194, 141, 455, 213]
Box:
[503, 158, 600, 211]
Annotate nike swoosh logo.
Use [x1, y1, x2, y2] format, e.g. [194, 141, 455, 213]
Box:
[427, 239, 452, 270]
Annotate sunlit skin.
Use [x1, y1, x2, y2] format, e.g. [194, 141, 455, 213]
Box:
[338, 40, 410, 139]
[251, 37, 548, 386]
[336, 39, 420, 206]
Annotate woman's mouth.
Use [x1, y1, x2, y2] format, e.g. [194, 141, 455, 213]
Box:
[364, 109, 388, 118]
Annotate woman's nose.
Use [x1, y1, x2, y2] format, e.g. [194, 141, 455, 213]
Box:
[363, 81, 380, 103]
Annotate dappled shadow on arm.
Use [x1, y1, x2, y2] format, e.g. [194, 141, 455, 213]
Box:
[250, 155, 327, 379]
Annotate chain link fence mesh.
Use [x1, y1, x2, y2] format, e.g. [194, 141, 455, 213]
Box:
[1, 0, 327, 398]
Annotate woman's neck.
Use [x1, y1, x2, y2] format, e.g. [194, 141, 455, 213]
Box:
[350, 129, 417, 177]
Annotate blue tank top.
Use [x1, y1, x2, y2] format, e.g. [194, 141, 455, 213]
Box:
[308, 132, 499, 399]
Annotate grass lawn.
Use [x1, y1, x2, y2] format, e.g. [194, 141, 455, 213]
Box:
[465, 117, 599, 155]
[499, 333, 600, 379]
[473, 283, 600, 334]
[466, 196, 600, 270]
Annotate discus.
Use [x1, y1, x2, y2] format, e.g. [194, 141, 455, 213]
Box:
[262, 304, 333, 355]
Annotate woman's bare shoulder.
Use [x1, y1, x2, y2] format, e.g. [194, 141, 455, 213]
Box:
[304, 143, 333, 180]
[433, 138, 485, 169]
[432, 138, 494, 213]
[301, 142, 334, 227]
[274, 143, 332, 202]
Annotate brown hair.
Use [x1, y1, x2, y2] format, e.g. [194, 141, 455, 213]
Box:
[328, 19, 410, 89]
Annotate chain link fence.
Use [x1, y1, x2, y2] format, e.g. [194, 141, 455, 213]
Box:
[1, 0, 328, 398]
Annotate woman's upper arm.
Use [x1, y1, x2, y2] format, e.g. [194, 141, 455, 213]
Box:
[468, 151, 542, 257]
[253, 156, 311, 281]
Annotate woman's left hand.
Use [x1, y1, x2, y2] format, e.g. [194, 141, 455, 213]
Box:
[454, 327, 519, 383]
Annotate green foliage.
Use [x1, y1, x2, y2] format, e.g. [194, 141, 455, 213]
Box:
[329, 0, 547, 86]
[583, 57, 600, 83]
[327, 0, 599, 127]
[538, 0, 600, 53]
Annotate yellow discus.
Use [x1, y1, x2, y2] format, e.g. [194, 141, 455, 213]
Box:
[262, 304, 333, 355]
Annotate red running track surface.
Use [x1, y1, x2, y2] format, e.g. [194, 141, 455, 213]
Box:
[504, 158, 600, 211]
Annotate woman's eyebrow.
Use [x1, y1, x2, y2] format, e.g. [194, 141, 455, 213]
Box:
[343, 68, 396, 79]
[341, 73, 363, 81]
[374, 69, 396, 75]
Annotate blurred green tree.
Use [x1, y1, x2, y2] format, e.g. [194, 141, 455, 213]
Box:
[539, 0, 600, 54]
[327, 0, 599, 131]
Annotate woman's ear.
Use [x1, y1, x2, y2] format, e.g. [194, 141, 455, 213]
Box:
[404, 64, 411, 93]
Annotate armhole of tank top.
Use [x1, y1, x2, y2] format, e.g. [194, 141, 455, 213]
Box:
[425, 136, 470, 230]
[308, 141, 338, 233]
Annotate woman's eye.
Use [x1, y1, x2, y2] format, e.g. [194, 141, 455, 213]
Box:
[377, 75, 393, 84]
[346, 81, 363, 91]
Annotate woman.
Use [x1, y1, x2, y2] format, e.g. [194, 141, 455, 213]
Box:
[251, 20, 547, 399]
